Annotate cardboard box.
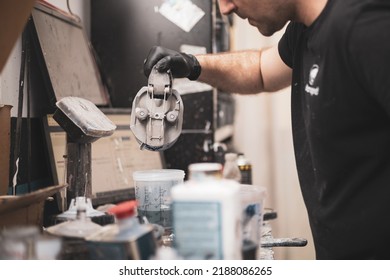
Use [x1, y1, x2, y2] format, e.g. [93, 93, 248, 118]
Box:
[0, 184, 67, 228]
[0, 0, 37, 73]
[0, 105, 12, 196]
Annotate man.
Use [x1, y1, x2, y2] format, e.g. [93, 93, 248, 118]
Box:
[144, 0, 390, 259]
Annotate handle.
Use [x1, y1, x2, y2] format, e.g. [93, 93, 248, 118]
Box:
[261, 237, 308, 248]
[263, 209, 277, 221]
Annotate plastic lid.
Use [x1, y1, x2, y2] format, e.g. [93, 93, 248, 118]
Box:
[46, 209, 102, 238]
[240, 184, 267, 197]
[188, 162, 222, 173]
[188, 162, 223, 180]
[47, 219, 102, 239]
[108, 200, 138, 219]
[133, 169, 185, 181]
[237, 153, 251, 165]
[56, 197, 105, 219]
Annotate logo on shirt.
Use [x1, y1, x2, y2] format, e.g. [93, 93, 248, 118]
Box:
[305, 64, 320, 96]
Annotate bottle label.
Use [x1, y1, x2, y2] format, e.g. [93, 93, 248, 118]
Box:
[239, 167, 252, 185]
[173, 201, 223, 259]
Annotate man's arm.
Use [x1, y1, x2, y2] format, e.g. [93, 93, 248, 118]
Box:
[196, 45, 292, 94]
[143, 45, 292, 94]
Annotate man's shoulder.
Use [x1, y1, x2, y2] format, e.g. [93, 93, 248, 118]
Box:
[330, 0, 390, 21]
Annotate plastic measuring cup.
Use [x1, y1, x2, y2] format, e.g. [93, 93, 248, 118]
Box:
[133, 169, 185, 230]
[240, 184, 267, 259]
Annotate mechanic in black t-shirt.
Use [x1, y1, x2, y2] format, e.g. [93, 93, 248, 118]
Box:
[143, 0, 390, 259]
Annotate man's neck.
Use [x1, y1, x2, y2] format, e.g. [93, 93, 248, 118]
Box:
[295, 0, 329, 26]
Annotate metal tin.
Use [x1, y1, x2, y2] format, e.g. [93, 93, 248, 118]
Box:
[237, 154, 252, 185]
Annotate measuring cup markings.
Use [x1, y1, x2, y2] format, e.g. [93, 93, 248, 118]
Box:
[133, 170, 185, 229]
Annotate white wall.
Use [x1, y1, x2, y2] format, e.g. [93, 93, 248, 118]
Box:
[231, 16, 315, 259]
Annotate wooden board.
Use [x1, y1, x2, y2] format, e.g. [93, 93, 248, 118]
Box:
[0, 184, 66, 228]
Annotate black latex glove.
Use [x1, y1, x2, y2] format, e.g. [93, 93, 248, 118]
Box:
[144, 46, 201, 80]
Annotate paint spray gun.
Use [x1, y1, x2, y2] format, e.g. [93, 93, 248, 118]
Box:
[130, 66, 183, 151]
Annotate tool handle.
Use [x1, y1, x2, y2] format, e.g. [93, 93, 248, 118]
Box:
[261, 237, 308, 248]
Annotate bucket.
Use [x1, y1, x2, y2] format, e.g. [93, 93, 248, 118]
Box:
[240, 184, 267, 259]
[133, 169, 185, 230]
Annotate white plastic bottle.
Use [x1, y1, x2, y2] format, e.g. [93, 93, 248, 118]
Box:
[223, 153, 242, 183]
[171, 162, 242, 260]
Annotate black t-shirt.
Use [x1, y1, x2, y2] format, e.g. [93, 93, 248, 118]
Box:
[278, 0, 390, 259]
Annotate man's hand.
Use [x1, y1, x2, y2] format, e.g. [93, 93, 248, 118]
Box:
[144, 46, 201, 80]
